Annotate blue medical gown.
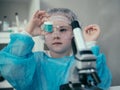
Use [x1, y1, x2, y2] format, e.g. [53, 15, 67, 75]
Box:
[0, 33, 112, 90]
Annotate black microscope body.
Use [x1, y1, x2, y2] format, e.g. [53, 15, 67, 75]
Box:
[60, 21, 102, 90]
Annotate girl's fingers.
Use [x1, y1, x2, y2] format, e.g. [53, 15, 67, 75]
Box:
[83, 24, 101, 41]
[84, 24, 100, 34]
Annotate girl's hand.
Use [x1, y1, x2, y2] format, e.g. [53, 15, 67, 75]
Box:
[26, 10, 49, 36]
[83, 24, 101, 42]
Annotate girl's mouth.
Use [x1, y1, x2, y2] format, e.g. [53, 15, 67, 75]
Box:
[52, 42, 62, 45]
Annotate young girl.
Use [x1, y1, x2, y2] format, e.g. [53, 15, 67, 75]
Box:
[0, 8, 112, 90]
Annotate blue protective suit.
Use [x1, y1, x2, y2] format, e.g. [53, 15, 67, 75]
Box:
[0, 33, 112, 90]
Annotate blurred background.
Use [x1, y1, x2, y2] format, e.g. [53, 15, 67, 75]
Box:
[0, 0, 120, 88]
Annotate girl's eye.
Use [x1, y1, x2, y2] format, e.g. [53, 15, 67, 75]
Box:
[60, 29, 67, 32]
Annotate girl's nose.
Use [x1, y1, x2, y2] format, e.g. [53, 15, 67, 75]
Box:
[52, 28, 61, 38]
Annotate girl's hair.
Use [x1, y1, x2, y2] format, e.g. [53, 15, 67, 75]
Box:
[47, 8, 78, 23]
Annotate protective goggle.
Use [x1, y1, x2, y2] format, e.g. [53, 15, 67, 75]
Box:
[43, 21, 72, 33]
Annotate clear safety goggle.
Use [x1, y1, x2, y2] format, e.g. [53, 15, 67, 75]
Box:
[43, 22, 72, 33]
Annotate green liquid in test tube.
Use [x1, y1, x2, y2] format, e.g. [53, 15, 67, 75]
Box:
[43, 21, 53, 33]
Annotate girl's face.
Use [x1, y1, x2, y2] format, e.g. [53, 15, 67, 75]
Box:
[44, 15, 73, 56]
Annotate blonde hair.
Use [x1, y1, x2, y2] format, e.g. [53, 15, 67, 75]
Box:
[47, 8, 78, 23]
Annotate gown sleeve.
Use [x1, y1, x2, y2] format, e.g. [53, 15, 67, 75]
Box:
[91, 45, 112, 90]
[0, 33, 36, 90]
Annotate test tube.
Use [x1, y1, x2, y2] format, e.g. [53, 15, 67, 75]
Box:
[43, 21, 53, 33]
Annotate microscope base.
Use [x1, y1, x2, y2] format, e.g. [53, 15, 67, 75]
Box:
[60, 83, 102, 90]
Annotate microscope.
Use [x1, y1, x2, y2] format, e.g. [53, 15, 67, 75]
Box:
[60, 21, 102, 90]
